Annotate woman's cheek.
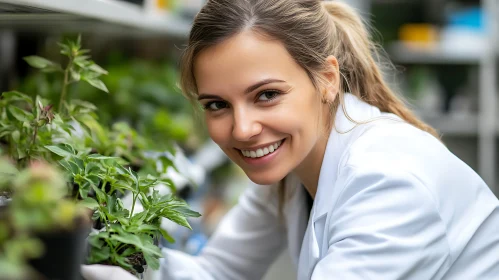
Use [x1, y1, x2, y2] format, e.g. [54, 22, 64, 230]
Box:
[206, 116, 230, 145]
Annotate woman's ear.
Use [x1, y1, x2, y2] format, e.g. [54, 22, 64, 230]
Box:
[321, 55, 340, 103]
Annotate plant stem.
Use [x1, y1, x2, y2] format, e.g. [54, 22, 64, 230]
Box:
[130, 193, 137, 219]
[103, 213, 110, 232]
[59, 57, 73, 113]
[115, 243, 127, 253]
[74, 184, 79, 200]
[25, 125, 39, 164]
[101, 180, 108, 192]
[31, 126, 38, 148]
[105, 237, 115, 251]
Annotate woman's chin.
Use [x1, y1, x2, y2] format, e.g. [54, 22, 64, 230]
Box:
[244, 171, 286, 186]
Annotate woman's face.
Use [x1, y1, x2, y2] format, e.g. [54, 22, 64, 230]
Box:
[194, 30, 331, 185]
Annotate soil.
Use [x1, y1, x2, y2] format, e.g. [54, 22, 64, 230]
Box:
[127, 252, 146, 274]
[100, 251, 146, 275]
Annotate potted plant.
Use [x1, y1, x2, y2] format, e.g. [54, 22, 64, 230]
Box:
[0, 157, 89, 280]
[46, 142, 200, 276]
[0, 35, 201, 278]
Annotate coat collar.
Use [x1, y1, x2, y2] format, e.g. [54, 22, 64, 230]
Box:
[311, 93, 384, 221]
[296, 94, 402, 279]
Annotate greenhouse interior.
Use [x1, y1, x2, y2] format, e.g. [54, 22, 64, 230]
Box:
[0, 0, 497, 279]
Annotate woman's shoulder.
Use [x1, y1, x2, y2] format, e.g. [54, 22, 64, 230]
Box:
[333, 119, 458, 202]
[341, 119, 447, 173]
[334, 117, 488, 213]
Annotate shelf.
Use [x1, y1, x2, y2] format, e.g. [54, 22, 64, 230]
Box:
[417, 112, 479, 136]
[0, 0, 191, 37]
[388, 42, 484, 65]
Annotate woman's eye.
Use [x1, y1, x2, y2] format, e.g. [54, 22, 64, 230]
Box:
[258, 90, 280, 102]
[205, 101, 228, 111]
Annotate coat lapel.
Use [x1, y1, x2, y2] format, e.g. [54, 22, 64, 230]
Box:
[296, 94, 389, 279]
[283, 174, 309, 267]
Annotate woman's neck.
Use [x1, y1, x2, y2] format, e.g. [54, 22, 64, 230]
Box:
[293, 132, 330, 199]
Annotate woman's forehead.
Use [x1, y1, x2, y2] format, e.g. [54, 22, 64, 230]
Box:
[193, 30, 303, 94]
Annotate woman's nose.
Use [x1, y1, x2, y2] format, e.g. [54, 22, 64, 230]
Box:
[232, 108, 262, 141]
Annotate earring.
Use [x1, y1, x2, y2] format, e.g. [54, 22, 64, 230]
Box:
[322, 95, 332, 104]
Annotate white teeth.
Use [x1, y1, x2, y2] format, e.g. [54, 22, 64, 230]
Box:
[241, 140, 283, 159]
[256, 149, 264, 157]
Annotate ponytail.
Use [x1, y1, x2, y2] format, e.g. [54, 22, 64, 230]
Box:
[323, 2, 439, 138]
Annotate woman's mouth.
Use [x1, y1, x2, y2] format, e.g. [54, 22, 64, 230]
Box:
[241, 140, 283, 158]
[237, 139, 285, 165]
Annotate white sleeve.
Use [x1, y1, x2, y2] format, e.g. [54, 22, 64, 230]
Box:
[161, 183, 287, 280]
[312, 165, 452, 280]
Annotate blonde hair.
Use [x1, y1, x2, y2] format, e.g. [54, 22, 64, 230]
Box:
[180, 0, 438, 217]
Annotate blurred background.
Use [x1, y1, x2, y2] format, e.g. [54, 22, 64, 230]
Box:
[0, 0, 497, 279]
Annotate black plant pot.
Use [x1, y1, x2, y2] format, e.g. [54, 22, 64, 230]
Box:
[30, 223, 91, 280]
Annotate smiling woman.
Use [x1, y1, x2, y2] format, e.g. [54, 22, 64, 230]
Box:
[82, 0, 499, 280]
[194, 30, 330, 188]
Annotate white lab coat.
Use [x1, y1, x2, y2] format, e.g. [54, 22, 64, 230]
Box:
[160, 94, 499, 280]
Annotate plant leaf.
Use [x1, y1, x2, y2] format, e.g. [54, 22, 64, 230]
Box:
[143, 252, 160, 270]
[89, 246, 111, 264]
[1, 91, 33, 104]
[91, 184, 106, 203]
[130, 210, 148, 226]
[73, 157, 85, 171]
[117, 217, 130, 226]
[109, 233, 162, 258]
[87, 154, 119, 160]
[113, 254, 133, 271]
[23, 56, 59, 70]
[169, 203, 202, 218]
[70, 99, 98, 115]
[60, 159, 81, 175]
[85, 162, 101, 174]
[159, 229, 175, 243]
[7, 106, 33, 122]
[85, 174, 100, 187]
[121, 247, 138, 257]
[88, 233, 107, 247]
[70, 69, 81, 81]
[84, 78, 109, 93]
[80, 197, 99, 209]
[79, 183, 90, 199]
[163, 210, 192, 230]
[58, 42, 70, 56]
[45, 145, 75, 158]
[88, 63, 108, 75]
[135, 224, 158, 233]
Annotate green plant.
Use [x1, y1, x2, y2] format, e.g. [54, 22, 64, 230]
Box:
[47, 143, 201, 274]
[23, 36, 109, 114]
[0, 36, 109, 167]
[17, 49, 208, 153]
[0, 92, 54, 167]
[0, 158, 82, 279]
[0, 36, 201, 277]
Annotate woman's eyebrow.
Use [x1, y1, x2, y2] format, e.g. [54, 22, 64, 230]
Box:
[198, 94, 221, 101]
[198, 78, 286, 101]
[245, 79, 286, 94]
